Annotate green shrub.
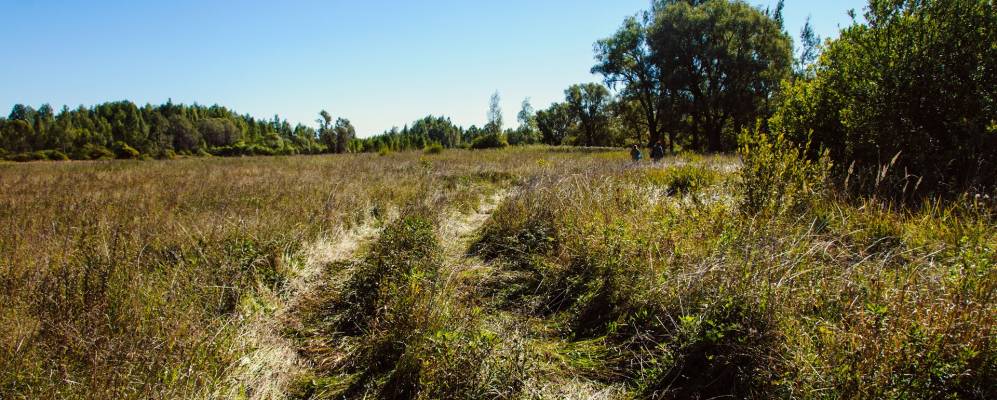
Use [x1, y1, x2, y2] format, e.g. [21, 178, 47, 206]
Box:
[772, 0, 997, 197]
[643, 165, 718, 195]
[43, 150, 69, 161]
[6, 152, 44, 162]
[423, 143, 444, 155]
[470, 133, 509, 149]
[156, 149, 177, 160]
[112, 141, 140, 159]
[76, 144, 115, 160]
[635, 298, 777, 399]
[738, 128, 830, 216]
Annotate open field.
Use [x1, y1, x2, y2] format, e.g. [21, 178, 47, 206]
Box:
[1, 147, 994, 399]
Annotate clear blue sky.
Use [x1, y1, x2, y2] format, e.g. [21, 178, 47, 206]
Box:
[0, 0, 865, 137]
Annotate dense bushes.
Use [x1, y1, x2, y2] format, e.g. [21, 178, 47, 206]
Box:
[773, 0, 997, 198]
[470, 132, 509, 149]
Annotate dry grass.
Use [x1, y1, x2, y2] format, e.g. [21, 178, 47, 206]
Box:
[1, 147, 993, 399]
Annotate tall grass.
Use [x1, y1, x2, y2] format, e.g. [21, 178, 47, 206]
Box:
[473, 152, 994, 398]
[2, 147, 993, 399]
[0, 149, 571, 398]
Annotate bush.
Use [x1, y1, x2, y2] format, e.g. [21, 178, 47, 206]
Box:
[772, 0, 997, 198]
[112, 141, 140, 159]
[156, 149, 177, 160]
[43, 150, 69, 161]
[738, 128, 830, 216]
[643, 165, 718, 195]
[423, 143, 444, 155]
[76, 144, 115, 160]
[470, 133, 509, 149]
[6, 152, 44, 162]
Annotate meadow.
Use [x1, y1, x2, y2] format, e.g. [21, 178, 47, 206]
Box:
[1, 147, 993, 399]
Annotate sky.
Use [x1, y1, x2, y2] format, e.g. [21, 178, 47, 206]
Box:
[0, 0, 865, 137]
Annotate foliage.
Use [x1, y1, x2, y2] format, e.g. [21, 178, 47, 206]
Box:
[772, 0, 997, 198]
[536, 102, 575, 146]
[423, 143, 444, 154]
[356, 115, 464, 153]
[591, 0, 793, 153]
[485, 91, 503, 134]
[643, 164, 719, 196]
[738, 127, 831, 215]
[565, 83, 613, 147]
[470, 132, 509, 149]
[648, 0, 793, 152]
[0, 101, 324, 161]
[593, 11, 666, 147]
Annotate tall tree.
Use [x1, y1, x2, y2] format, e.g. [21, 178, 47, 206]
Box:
[536, 103, 574, 146]
[512, 98, 539, 145]
[649, 0, 792, 152]
[565, 83, 613, 146]
[317, 110, 336, 151]
[485, 91, 503, 134]
[795, 16, 821, 77]
[593, 12, 667, 147]
[333, 118, 355, 153]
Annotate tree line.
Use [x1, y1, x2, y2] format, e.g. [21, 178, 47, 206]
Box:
[2, 0, 993, 197]
[0, 100, 347, 160]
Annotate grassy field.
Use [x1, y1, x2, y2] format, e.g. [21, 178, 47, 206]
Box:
[1, 147, 993, 399]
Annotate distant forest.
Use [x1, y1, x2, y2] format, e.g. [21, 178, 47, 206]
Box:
[2, 0, 993, 197]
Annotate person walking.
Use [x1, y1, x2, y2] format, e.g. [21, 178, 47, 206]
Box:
[651, 141, 665, 164]
[630, 144, 643, 164]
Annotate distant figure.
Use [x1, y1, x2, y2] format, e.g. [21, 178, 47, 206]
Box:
[630, 144, 643, 164]
[651, 141, 665, 163]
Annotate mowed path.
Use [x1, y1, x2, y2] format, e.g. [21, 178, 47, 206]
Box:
[223, 191, 510, 399]
[219, 221, 382, 399]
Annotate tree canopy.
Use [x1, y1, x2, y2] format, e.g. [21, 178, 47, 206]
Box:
[0, 101, 325, 160]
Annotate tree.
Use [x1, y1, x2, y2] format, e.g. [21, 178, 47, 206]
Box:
[772, 0, 997, 197]
[333, 118, 355, 153]
[485, 91, 503, 134]
[649, 0, 793, 152]
[168, 114, 200, 152]
[795, 16, 821, 77]
[317, 110, 336, 151]
[0, 101, 323, 160]
[611, 98, 647, 146]
[512, 98, 539, 145]
[564, 83, 612, 146]
[410, 116, 461, 148]
[593, 12, 668, 147]
[198, 118, 241, 147]
[536, 103, 574, 146]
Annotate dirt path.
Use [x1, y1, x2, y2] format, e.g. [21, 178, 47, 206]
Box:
[216, 221, 381, 400]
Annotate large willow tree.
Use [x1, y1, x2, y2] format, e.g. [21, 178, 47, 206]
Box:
[593, 0, 791, 152]
[650, 0, 792, 152]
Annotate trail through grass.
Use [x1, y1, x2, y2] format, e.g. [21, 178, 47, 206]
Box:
[221, 219, 384, 399]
